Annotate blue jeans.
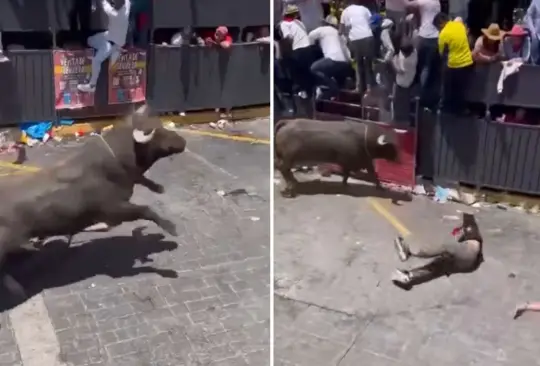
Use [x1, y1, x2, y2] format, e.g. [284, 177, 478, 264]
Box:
[310, 58, 352, 97]
[416, 37, 441, 109]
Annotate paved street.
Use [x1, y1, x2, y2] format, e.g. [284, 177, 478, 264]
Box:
[0, 119, 270, 366]
[274, 172, 540, 366]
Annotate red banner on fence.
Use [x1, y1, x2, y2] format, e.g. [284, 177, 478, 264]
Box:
[53, 49, 95, 110]
[374, 124, 416, 188]
[108, 48, 147, 105]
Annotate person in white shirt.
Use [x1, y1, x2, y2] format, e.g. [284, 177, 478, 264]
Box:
[405, 0, 440, 109]
[309, 16, 353, 99]
[0, 32, 7, 62]
[339, 0, 375, 95]
[391, 39, 417, 125]
[279, 5, 317, 97]
[282, 0, 324, 33]
[78, 0, 131, 93]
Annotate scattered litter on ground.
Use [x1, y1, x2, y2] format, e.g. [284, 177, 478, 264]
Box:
[497, 203, 509, 210]
[250, 216, 260, 222]
[215, 188, 266, 201]
[443, 215, 460, 221]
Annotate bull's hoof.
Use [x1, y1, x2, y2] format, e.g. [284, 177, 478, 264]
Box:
[280, 189, 296, 198]
[154, 184, 165, 194]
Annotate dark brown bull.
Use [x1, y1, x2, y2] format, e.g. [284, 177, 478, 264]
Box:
[0, 105, 186, 296]
[274, 118, 403, 197]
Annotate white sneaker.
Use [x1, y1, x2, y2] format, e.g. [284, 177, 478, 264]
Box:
[0, 52, 8, 62]
[391, 269, 411, 284]
[393, 236, 410, 261]
[77, 84, 96, 93]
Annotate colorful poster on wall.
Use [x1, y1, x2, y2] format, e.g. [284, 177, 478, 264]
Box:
[108, 48, 147, 105]
[53, 49, 95, 110]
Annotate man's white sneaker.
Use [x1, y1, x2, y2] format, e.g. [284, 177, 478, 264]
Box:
[391, 269, 411, 284]
[394, 236, 410, 261]
[77, 84, 96, 93]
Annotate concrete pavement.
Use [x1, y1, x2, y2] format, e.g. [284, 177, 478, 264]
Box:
[274, 172, 540, 366]
[0, 119, 271, 366]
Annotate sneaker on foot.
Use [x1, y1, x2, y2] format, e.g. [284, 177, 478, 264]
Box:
[77, 84, 96, 93]
[394, 236, 410, 261]
[391, 269, 412, 290]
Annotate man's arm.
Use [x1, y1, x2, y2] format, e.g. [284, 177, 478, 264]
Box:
[102, 0, 118, 17]
[219, 35, 232, 48]
[308, 28, 321, 44]
[338, 10, 349, 37]
[472, 36, 495, 63]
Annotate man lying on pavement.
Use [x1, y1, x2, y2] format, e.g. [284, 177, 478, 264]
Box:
[391, 212, 484, 290]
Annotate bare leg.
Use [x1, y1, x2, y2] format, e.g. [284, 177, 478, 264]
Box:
[514, 302, 540, 319]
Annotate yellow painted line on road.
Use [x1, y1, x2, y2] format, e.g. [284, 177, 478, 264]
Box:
[0, 161, 40, 172]
[367, 197, 411, 237]
[181, 129, 270, 145]
[0, 171, 33, 177]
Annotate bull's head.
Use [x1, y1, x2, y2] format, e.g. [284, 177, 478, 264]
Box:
[373, 128, 406, 163]
[130, 105, 187, 170]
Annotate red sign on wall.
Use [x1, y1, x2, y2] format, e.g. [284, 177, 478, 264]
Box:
[108, 48, 147, 105]
[53, 49, 95, 109]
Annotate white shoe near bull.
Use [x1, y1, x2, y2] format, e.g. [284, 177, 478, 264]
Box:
[0, 104, 186, 297]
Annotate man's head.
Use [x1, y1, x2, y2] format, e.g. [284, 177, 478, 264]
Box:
[452, 213, 483, 243]
[432, 12, 449, 31]
[215, 26, 229, 41]
[399, 39, 414, 57]
[481, 23, 505, 45]
[283, 4, 299, 18]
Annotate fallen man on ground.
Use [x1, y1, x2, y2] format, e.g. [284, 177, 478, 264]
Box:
[391, 213, 484, 290]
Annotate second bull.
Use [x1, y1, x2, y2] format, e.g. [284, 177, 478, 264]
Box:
[274, 118, 404, 197]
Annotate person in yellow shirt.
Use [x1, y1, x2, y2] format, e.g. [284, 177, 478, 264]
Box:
[434, 13, 474, 115]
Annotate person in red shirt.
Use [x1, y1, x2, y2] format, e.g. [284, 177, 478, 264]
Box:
[200, 26, 233, 48]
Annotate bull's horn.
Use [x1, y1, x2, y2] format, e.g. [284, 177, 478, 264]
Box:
[133, 129, 155, 143]
[377, 134, 388, 145]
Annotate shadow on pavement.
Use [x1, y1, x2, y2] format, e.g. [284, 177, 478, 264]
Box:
[0, 229, 178, 312]
[293, 180, 413, 203]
